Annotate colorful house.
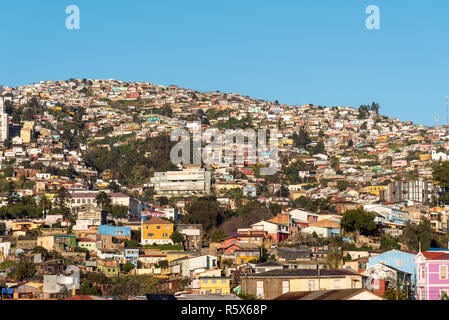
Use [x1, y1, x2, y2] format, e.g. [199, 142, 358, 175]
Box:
[198, 277, 231, 294]
[97, 259, 120, 277]
[97, 225, 131, 240]
[367, 249, 417, 288]
[77, 238, 97, 252]
[141, 217, 174, 245]
[415, 250, 449, 300]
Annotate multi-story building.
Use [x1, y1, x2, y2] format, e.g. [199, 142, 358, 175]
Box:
[197, 277, 231, 294]
[141, 217, 174, 245]
[153, 168, 211, 198]
[0, 98, 9, 142]
[415, 250, 449, 300]
[380, 180, 435, 204]
[68, 191, 141, 218]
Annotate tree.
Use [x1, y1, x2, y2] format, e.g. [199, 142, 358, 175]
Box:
[210, 229, 227, 242]
[79, 281, 101, 296]
[326, 237, 343, 269]
[336, 180, 350, 191]
[14, 260, 36, 281]
[31, 246, 49, 259]
[55, 187, 71, 209]
[384, 288, 405, 300]
[401, 220, 433, 252]
[96, 191, 112, 210]
[181, 197, 222, 235]
[380, 234, 401, 251]
[291, 127, 311, 149]
[158, 196, 169, 206]
[433, 162, 449, 204]
[0, 222, 5, 235]
[108, 181, 122, 193]
[170, 231, 184, 244]
[38, 195, 52, 215]
[341, 208, 376, 237]
[122, 262, 135, 273]
[125, 239, 141, 248]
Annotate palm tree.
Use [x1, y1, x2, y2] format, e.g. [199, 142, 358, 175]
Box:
[38, 195, 52, 217]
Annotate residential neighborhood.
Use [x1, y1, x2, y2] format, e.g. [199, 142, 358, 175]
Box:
[1, 79, 449, 301]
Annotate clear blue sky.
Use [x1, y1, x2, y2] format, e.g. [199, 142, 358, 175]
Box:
[1, 0, 448, 126]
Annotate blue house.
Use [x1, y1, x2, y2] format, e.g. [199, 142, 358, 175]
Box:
[367, 250, 417, 286]
[98, 225, 131, 238]
[124, 248, 140, 267]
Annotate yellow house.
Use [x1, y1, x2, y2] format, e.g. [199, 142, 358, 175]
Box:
[141, 217, 174, 245]
[199, 277, 231, 294]
[419, 154, 431, 161]
[361, 185, 386, 196]
[12, 220, 40, 232]
[376, 136, 387, 143]
[37, 235, 55, 251]
[20, 121, 34, 144]
[166, 251, 193, 263]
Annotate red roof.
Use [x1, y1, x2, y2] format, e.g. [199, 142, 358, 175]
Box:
[422, 252, 447, 260]
[65, 295, 106, 300]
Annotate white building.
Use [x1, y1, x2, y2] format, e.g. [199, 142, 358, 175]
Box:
[0, 98, 9, 142]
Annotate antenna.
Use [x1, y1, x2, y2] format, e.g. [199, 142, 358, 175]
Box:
[446, 96, 449, 125]
[435, 115, 439, 128]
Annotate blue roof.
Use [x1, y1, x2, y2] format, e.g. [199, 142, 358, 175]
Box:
[428, 247, 449, 251]
[98, 225, 131, 237]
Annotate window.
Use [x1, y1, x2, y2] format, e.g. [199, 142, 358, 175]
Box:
[216, 289, 222, 294]
[163, 233, 168, 237]
[256, 281, 264, 298]
[282, 281, 289, 294]
[147, 233, 154, 237]
[397, 259, 402, 267]
[440, 289, 448, 299]
[221, 279, 226, 283]
[202, 279, 208, 283]
[421, 266, 426, 280]
[440, 265, 448, 280]
[156, 226, 161, 229]
[334, 279, 342, 289]
[212, 279, 217, 283]
[308, 280, 316, 291]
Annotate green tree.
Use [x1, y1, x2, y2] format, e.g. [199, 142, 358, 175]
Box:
[401, 220, 433, 252]
[341, 208, 376, 237]
[122, 262, 135, 273]
[38, 195, 52, 215]
[55, 187, 72, 209]
[170, 231, 184, 244]
[79, 281, 101, 296]
[433, 162, 449, 204]
[14, 260, 36, 281]
[210, 229, 227, 242]
[380, 234, 400, 251]
[384, 288, 405, 300]
[96, 191, 112, 210]
[181, 197, 223, 235]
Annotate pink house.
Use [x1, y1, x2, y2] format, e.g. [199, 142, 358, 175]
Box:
[415, 250, 449, 300]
